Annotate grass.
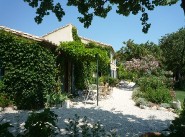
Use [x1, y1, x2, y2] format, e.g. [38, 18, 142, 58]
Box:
[175, 90, 185, 103]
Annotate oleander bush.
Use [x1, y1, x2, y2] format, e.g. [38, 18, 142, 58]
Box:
[0, 30, 57, 109]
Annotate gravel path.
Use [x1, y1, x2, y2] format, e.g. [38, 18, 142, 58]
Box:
[0, 87, 177, 137]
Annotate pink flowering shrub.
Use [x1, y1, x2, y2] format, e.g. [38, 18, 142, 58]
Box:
[125, 55, 159, 76]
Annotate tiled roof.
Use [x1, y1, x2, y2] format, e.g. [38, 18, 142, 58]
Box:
[80, 36, 114, 52]
[0, 26, 57, 47]
[0, 25, 114, 52]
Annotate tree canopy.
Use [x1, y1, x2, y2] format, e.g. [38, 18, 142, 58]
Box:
[23, 0, 182, 33]
[160, 28, 185, 81]
[115, 39, 161, 64]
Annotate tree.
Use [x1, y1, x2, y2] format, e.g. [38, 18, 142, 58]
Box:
[115, 40, 161, 64]
[160, 28, 185, 81]
[23, 0, 181, 33]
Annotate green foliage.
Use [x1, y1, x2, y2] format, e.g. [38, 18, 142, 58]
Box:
[58, 41, 109, 63]
[99, 76, 119, 87]
[160, 28, 185, 83]
[72, 27, 81, 42]
[0, 80, 4, 91]
[175, 90, 185, 105]
[137, 76, 172, 92]
[116, 40, 162, 81]
[118, 64, 138, 81]
[20, 108, 59, 137]
[46, 92, 68, 107]
[144, 87, 172, 104]
[0, 120, 14, 137]
[132, 88, 144, 101]
[108, 77, 119, 87]
[174, 80, 185, 90]
[0, 93, 12, 108]
[167, 99, 185, 137]
[0, 29, 57, 110]
[116, 40, 162, 63]
[24, 0, 179, 33]
[137, 76, 172, 104]
[135, 98, 148, 106]
[160, 103, 171, 109]
[65, 114, 119, 137]
[58, 41, 110, 90]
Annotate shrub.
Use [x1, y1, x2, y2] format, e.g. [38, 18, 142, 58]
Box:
[0, 120, 14, 137]
[145, 87, 172, 104]
[136, 76, 172, 104]
[0, 93, 12, 108]
[132, 88, 144, 101]
[0, 81, 4, 92]
[99, 76, 119, 87]
[135, 98, 148, 106]
[19, 108, 59, 137]
[65, 114, 119, 137]
[45, 92, 68, 107]
[160, 103, 171, 109]
[0, 30, 57, 110]
[137, 76, 169, 92]
[108, 77, 119, 87]
[0, 81, 12, 108]
[118, 65, 138, 81]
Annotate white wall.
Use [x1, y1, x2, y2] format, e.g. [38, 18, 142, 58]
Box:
[43, 24, 73, 45]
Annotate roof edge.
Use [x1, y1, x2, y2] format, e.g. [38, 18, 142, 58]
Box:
[0, 26, 57, 47]
[42, 23, 74, 37]
[79, 36, 114, 52]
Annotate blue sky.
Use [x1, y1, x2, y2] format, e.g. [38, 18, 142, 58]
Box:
[0, 0, 184, 51]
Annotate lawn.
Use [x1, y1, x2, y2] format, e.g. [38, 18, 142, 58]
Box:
[175, 90, 185, 103]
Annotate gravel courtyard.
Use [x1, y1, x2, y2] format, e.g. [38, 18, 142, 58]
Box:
[0, 87, 177, 137]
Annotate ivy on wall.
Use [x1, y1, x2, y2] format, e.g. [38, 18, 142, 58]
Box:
[0, 30, 57, 109]
[72, 27, 81, 42]
[57, 40, 110, 89]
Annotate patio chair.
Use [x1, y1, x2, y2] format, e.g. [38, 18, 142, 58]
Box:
[84, 84, 97, 104]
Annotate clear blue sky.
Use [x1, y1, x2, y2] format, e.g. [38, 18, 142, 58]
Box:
[0, 0, 184, 51]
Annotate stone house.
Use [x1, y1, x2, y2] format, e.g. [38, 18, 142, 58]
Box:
[0, 24, 117, 93]
[43, 24, 117, 79]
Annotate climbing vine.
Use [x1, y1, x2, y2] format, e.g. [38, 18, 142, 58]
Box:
[57, 41, 110, 89]
[72, 27, 81, 42]
[0, 29, 57, 109]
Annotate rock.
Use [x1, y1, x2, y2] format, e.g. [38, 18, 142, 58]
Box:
[140, 105, 148, 109]
[157, 107, 166, 111]
[0, 107, 3, 112]
[172, 100, 181, 110]
[13, 106, 17, 110]
[151, 106, 157, 110]
[168, 108, 174, 112]
[63, 100, 71, 108]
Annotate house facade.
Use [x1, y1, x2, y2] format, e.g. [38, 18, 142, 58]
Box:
[43, 24, 117, 79]
[0, 24, 117, 94]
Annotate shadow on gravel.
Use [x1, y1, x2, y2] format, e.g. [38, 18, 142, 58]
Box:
[0, 106, 172, 137]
